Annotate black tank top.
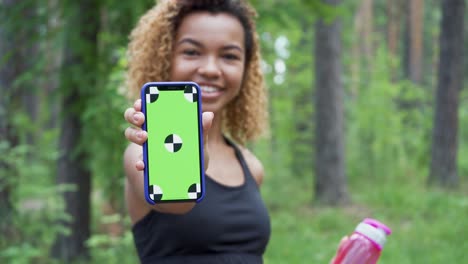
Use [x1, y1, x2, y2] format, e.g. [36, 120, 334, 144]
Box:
[132, 139, 271, 263]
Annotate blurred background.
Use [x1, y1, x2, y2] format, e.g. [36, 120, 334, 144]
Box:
[1, 0, 467, 263]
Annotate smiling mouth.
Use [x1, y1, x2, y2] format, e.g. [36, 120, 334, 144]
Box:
[200, 86, 221, 94]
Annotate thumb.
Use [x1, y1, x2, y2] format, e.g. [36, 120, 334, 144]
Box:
[202, 112, 214, 170]
[202, 111, 214, 134]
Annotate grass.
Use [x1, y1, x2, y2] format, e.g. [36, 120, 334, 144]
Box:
[261, 168, 468, 264]
[4, 148, 467, 264]
[83, 163, 468, 264]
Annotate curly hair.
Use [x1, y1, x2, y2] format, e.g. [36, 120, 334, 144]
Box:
[126, 0, 268, 145]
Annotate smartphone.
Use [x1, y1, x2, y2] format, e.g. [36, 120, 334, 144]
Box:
[141, 81, 204, 204]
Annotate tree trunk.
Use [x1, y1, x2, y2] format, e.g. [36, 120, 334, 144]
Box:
[387, 0, 404, 80]
[403, 0, 425, 83]
[43, 0, 62, 131]
[429, 0, 465, 187]
[292, 23, 314, 178]
[51, 0, 99, 260]
[350, 0, 373, 95]
[314, 0, 349, 205]
[358, 0, 373, 67]
[408, 0, 424, 84]
[20, 1, 40, 153]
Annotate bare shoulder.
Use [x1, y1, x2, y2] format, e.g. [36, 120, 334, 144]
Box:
[238, 146, 265, 186]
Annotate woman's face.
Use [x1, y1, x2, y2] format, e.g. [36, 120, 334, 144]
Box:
[170, 12, 246, 114]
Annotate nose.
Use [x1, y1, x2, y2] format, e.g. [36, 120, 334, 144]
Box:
[198, 56, 221, 78]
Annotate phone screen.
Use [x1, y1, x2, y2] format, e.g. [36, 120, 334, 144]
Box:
[141, 82, 204, 204]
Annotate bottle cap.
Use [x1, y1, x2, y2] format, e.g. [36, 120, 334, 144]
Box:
[355, 218, 392, 250]
[363, 218, 392, 235]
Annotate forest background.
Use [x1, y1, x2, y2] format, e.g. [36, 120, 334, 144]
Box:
[1, 0, 467, 263]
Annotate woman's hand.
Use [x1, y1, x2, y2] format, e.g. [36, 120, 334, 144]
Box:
[124, 99, 147, 170]
[201, 112, 213, 171]
[124, 99, 213, 172]
[123, 99, 214, 216]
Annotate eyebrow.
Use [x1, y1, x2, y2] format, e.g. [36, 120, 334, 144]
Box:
[177, 37, 243, 52]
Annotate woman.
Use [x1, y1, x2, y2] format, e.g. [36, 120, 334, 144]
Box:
[123, 0, 270, 263]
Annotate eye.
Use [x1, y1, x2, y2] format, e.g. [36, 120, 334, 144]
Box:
[183, 49, 200, 56]
[223, 53, 240, 60]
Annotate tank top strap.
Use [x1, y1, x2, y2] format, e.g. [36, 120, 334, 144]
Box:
[224, 136, 256, 185]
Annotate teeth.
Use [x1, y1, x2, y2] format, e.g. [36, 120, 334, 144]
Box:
[201, 86, 219, 93]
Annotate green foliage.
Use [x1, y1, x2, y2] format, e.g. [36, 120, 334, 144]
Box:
[0, 132, 70, 264]
[302, 0, 349, 24]
[256, 1, 468, 263]
[346, 48, 432, 184]
[83, 47, 129, 210]
[458, 89, 468, 178]
[87, 231, 138, 263]
[2, 0, 467, 263]
[261, 166, 468, 263]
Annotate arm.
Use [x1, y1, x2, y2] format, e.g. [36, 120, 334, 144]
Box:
[124, 142, 196, 219]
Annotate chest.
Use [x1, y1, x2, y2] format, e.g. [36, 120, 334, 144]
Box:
[169, 178, 271, 253]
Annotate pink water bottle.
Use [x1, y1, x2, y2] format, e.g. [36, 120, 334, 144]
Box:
[332, 218, 392, 264]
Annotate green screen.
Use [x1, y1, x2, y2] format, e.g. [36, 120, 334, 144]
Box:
[144, 84, 202, 202]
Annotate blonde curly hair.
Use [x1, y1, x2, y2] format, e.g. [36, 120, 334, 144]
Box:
[126, 0, 268, 145]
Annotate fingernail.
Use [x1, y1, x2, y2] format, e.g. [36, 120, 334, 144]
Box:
[133, 114, 139, 122]
[136, 131, 142, 139]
